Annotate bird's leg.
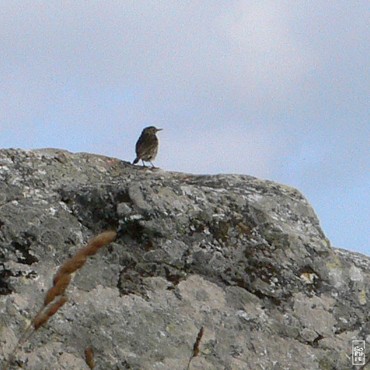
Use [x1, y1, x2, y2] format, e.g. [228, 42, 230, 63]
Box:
[141, 160, 146, 167]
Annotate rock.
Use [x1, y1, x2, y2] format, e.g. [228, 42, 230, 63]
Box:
[0, 148, 368, 370]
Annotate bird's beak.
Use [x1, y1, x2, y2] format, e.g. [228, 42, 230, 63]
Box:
[156, 128, 163, 132]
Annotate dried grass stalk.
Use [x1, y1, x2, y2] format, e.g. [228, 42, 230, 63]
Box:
[45, 274, 72, 305]
[82, 231, 117, 256]
[85, 346, 95, 369]
[186, 326, 204, 370]
[53, 254, 88, 284]
[192, 326, 204, 357]
[3, 230, 117, 370]
[33, 295, 68, 330]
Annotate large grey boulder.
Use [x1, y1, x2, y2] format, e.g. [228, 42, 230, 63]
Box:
[0, 148, 368, 370]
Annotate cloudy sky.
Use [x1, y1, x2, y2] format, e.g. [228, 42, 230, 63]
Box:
[0, 1, 368, 255]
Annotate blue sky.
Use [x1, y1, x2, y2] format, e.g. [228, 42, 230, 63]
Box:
[0, 2, 368, 255]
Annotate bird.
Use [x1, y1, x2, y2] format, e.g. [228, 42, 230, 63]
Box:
[132, 126, 162, 167]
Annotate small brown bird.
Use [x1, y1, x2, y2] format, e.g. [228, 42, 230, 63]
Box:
[133, 126, 162, 167]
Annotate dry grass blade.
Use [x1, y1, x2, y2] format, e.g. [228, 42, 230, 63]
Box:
[45, 274, 72, 305]
[85, 346, 95, 369]
[52, 231, 116, 284]
[3, 230, 117, 370]
[33, 296, 68, 330]
[192, 326, 204, 357]
[186, 326, 204, 370]
[82, 230, 117, 256]
[53, 254, 88, 284]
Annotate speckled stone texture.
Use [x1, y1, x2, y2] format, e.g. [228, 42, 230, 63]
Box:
[0, 148, 369, 370]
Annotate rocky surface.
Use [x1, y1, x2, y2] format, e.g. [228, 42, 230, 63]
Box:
[0, 148, 369, 370]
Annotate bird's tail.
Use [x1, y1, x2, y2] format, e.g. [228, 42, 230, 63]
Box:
[133, 157, 139, 164]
